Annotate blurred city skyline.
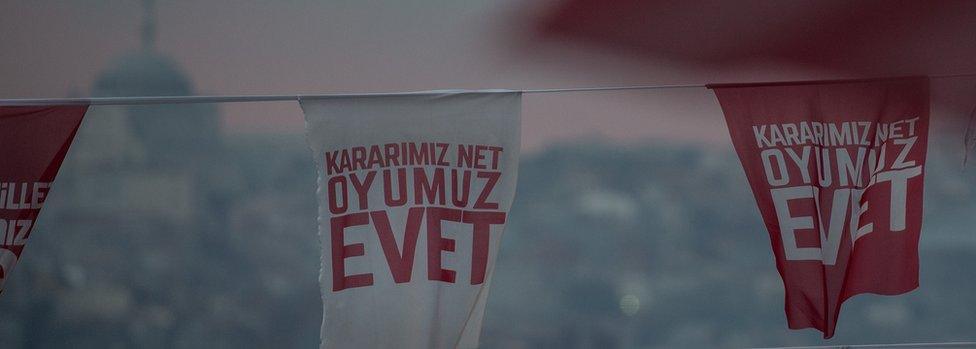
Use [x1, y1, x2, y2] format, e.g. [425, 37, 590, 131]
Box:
[1, 2, 975, 347]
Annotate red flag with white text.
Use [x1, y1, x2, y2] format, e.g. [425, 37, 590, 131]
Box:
[0, 105, 87, 294]
[709, 77, 929, 338]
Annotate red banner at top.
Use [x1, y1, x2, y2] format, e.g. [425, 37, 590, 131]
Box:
[710, 77, 929, 338]
[0, 105, 86, 294]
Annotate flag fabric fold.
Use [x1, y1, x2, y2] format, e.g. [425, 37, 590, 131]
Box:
[0, 105, 87, 294]
[301, 91, 521, 349]
[709, 77, 929, 338]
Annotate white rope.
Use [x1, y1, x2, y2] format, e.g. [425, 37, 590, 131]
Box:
[0, 87, 701, 106]
[520, 83, 703, 93]
[0, 94, 299, 106]
[0, 74, 973, 107]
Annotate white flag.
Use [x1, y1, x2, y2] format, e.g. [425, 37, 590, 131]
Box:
[301, 91, 521, 349]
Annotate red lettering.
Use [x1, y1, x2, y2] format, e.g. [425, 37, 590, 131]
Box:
[474, 171, 500, 210]
[327, 176, 348, 214]
[451, 169, 471, 207]
[414, 168, 446, 205]
[462, 211, 505, 285]
[351, 147, 367, 171]
[400, 142, 409, 165]
[331, 213, 373, 291]
[427, 207, 460, 283]
[366, 145, 385, 168]
[487, 146, 503, 170]
[408, 143, 429, 165]
[457, 144, 474, 168]
[473, 145, 488, 169]
[435, 143, 450, 166]
[384, 143, 401, 167]
[384, 169, 408, 207]
[372, 209, 423, 283]
[349, 172, 376, 210]
[325, 150, 341, 175]
[338, 149, 351, 173]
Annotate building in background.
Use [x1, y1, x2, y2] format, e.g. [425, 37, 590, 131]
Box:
[58, 0, 222, 225]
[0, 1, 973, 348]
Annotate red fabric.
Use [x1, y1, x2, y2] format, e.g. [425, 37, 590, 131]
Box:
[0, 105, 86, 294]
[710, 77, 929, 338]
[538, 0, 972, 74]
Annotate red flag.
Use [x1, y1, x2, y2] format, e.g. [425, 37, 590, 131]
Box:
[0, 105, 87, 294]
[709, 77, 929, 338]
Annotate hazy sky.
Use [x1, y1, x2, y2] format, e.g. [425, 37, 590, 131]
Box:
[2, 1, 972, 152]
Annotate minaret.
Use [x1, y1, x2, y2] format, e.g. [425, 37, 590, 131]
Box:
[141, 0, 156, 50]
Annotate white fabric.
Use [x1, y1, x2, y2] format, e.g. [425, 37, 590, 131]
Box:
[301, 91, 521, 349]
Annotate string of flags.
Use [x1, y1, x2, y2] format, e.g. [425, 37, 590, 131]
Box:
[0, 75, 970, 347]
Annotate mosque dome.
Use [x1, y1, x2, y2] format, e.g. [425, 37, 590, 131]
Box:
[84, 9, 221, 168]
[93, 49, 193, 97]
[55, 0, 225, 224]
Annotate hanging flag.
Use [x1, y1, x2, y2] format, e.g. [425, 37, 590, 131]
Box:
[301, 91, 521, 349]
[0, 105, 87, 294]
[709, 77, 929, 338]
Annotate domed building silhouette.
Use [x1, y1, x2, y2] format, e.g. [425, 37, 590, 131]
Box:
[20, 4, 245, 344]
[4, 2, 310, 348]
[57, 0, 225, 224]
[83, 0, 219, 168]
